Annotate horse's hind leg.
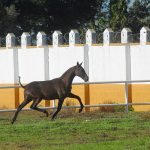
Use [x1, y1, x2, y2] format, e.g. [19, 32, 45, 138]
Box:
[51, 98, 64, 120]
[11, 98, 32, 124]
[30, 99, 49, 117]
[68, 93, 84, 113]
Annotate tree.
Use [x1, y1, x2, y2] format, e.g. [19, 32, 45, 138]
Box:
[0, 0, 103, 36]
[78, 0, 109, 35]
[109, 0, 128, 31]
[127, 0, 150, 33]
[0, 2, 18, 36]
[1, 0, 149, 38]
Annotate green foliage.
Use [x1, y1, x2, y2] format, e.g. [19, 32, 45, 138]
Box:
[127, 0, 150, 33]
[79, 0, 109, 34]
[0, 0, 150, 37]
[0, 0, 103, 36]
[114, 105, 134, 112]
[108, 0, 150, 33]
[109, 0, 128, 31]
[79, 0, 150, 34]
[0, 2, 19, 36]
[99, 103, 134, 113]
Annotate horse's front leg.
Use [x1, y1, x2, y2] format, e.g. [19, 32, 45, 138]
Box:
[51, 98, 64, 120]
[68, 93, 84, 113]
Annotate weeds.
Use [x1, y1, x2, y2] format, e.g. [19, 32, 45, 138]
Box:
[98, 101, 134, 112]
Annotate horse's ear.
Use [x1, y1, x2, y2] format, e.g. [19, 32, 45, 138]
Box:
[80, 62, 83, 66]
[77, 62, 82, 67]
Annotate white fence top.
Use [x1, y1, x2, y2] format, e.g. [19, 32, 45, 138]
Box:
[1, 26, 150, 47]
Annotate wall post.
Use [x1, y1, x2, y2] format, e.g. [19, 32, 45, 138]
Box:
[14, 48, 19, 108]
[37, 32, 47, 47]
[52, 31, 63, 47]
[84, 44, 90, 112]
[121, 28, 132, 44]
[21, 32, 31, 48]
[6, 33, 19, 108]
[86, 29, 96, 46]
[44, 46, 50, 107]
[140, 26, 150, 45]
[125, 44, 132, 113]
[69, 29, 80, 46]
[6, 33, 16, 48]
[103, 28, 114, 45]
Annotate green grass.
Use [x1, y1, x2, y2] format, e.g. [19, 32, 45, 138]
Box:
[0, 109, 150, 150]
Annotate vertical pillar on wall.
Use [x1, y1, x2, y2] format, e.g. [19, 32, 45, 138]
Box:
[84, 84, 90, 112]
[122, 28, 133, 112]
[52, 31, 63, 47]
[35, 31, 50, 107]
[125, 44, 132, 113]
[21, 32, 31, 48]
[50, 31, 62, 107]
[44, 45, 50, 107]
[13, 47, 19, 108]
[6, 33, 16, 48]
[69, 29, 80, 46]
[6, 33, 19, 108]
[140, 26, 150, 45]
[103, 28, 114, 45]
[121, 28, 132, 44]
[37, 32, 47, 47]
[86, 29, 96, 46]
[84, 44, 90, 112]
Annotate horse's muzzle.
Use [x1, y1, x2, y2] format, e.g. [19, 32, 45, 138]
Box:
[84, 76, 89, 82]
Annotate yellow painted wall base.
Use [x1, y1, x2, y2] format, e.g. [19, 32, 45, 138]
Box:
[0, 88, 15, 109]
[0, 84, 150, 111]
[129, 84, 150, 111]
[89, 84, 125, 104]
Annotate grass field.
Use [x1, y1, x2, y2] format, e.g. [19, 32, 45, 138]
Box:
[0, 109, 150, 150]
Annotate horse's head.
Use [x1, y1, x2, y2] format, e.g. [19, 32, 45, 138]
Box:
[75, 62, 89, 82]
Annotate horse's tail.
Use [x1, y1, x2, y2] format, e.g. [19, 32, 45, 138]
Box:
[18, 76, 25, 88]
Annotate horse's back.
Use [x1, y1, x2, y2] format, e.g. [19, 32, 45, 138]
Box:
[39, 78, 66, 99]
[24, 81, 42, 99]
[23, 78, 67, 100]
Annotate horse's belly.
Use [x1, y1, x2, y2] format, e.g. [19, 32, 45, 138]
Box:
[41, 84, 68, 100]
[43, 93, 59, 100]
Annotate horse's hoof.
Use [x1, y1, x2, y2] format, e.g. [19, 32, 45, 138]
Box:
[46, 113, 49, 117]
[79, 109, 83, 113]
[51, 118, 55, 121]
[44, 111, 49, 117]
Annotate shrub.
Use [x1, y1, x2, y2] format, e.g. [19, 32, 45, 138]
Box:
[99, 101, 134, 112]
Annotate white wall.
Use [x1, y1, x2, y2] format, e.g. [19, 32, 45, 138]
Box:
[49, 46, 85, 83]
[0, 44, 150, 84]
[89, 45, 126, 82]
[18, 47, 45, 83]
[0, 49, 16, 83]
[131, 45, 150, 80]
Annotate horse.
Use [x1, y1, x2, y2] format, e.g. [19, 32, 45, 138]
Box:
[11, 62, 89, 124]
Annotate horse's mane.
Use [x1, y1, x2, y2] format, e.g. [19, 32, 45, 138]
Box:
[60, 66, 76, 78]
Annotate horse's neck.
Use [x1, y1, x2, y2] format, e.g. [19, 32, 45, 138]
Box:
[61, 67, 75, 88]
